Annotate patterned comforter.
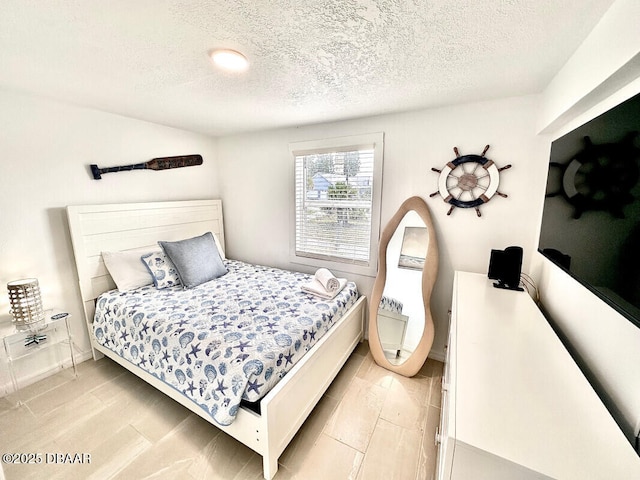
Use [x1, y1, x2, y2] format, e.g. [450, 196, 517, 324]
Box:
[92, 260, 358, 426]
[380, 295, 403, 314]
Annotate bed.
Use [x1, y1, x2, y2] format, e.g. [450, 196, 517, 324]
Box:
[66, 199, 366, 479]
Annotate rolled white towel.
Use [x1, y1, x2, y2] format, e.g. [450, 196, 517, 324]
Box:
[315, 268, 340, 292]
[301, 277, 347, 300]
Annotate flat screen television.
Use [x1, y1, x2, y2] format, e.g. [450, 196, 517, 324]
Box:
[538, 92, 640, 328]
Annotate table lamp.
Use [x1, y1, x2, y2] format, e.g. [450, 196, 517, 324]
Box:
[7, 278, 45, 331]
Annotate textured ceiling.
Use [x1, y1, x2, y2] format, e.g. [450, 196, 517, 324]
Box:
[0, 0, 616, 136]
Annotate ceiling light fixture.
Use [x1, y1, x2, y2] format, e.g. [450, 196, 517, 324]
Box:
[209, 49, 249, 72]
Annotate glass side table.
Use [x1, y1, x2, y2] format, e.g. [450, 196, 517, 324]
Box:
[1, 310, 77, 405]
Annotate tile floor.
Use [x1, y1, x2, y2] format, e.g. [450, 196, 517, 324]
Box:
[0, 342, 443, 479]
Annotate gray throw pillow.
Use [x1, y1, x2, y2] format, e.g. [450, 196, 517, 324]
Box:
[159, 232, 227, 288]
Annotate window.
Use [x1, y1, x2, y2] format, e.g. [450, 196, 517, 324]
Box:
[290, 133, 384, 276]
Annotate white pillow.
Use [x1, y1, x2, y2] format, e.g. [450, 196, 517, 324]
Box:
[213, 233, 226, 260]
[102, 249, 155, 291]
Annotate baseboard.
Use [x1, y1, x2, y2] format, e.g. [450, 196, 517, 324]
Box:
[428, 348, 445, 363]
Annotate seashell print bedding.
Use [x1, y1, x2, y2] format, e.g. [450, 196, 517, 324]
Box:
[93, 259, 358, 426]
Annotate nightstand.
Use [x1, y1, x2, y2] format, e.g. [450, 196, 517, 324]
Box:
[1, 310, 77, 405]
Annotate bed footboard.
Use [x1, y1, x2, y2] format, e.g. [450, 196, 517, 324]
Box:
[259, 295, 366, 479]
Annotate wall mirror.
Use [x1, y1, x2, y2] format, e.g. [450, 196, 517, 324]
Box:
[369, 196, 438, 377]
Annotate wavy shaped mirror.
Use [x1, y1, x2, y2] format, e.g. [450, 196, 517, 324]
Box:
[369, 196, 438, 377]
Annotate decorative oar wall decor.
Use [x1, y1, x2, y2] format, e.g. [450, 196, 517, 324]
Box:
[90, 154, 203, 180]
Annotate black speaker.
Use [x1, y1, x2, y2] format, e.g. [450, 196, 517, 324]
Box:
[488, 246, 524, 291]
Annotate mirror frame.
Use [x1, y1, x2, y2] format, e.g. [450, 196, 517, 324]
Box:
[369, 196, 439, 377]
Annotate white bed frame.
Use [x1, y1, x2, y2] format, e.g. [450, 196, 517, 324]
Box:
[66, 199, 366, 479]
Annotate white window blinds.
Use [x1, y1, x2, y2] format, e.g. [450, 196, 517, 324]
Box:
[294, 142, 378, 266]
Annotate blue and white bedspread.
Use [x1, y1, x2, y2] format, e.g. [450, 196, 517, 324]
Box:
[93, 260, 358, 426]
[380, 295, 403, 314]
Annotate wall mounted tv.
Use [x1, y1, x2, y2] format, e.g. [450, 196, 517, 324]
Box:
[538, 91, 640, 328]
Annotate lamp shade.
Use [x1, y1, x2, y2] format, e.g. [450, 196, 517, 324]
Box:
[7, 278, 45, 329]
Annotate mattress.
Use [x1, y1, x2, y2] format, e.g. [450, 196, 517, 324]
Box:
[93, 259, 358, 426]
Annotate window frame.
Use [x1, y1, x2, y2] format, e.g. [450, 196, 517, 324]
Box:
[289, 132, 384, 277]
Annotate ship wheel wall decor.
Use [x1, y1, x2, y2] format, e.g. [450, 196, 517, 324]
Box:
[430, 145, 512, 216]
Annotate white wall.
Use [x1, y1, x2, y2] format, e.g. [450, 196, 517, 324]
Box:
[534, 0, 640, 444]
[218, 94, 548, 360]
[0, 89, 219, 391]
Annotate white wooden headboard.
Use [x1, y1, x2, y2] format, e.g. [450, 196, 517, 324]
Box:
[67, 199, 224, 358]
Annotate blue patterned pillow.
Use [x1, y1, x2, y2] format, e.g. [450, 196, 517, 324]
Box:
[159, 232, 227, 288]
[141, 251, 182, 289]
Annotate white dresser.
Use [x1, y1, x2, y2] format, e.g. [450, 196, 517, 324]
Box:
[436, 271, 640, 479]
